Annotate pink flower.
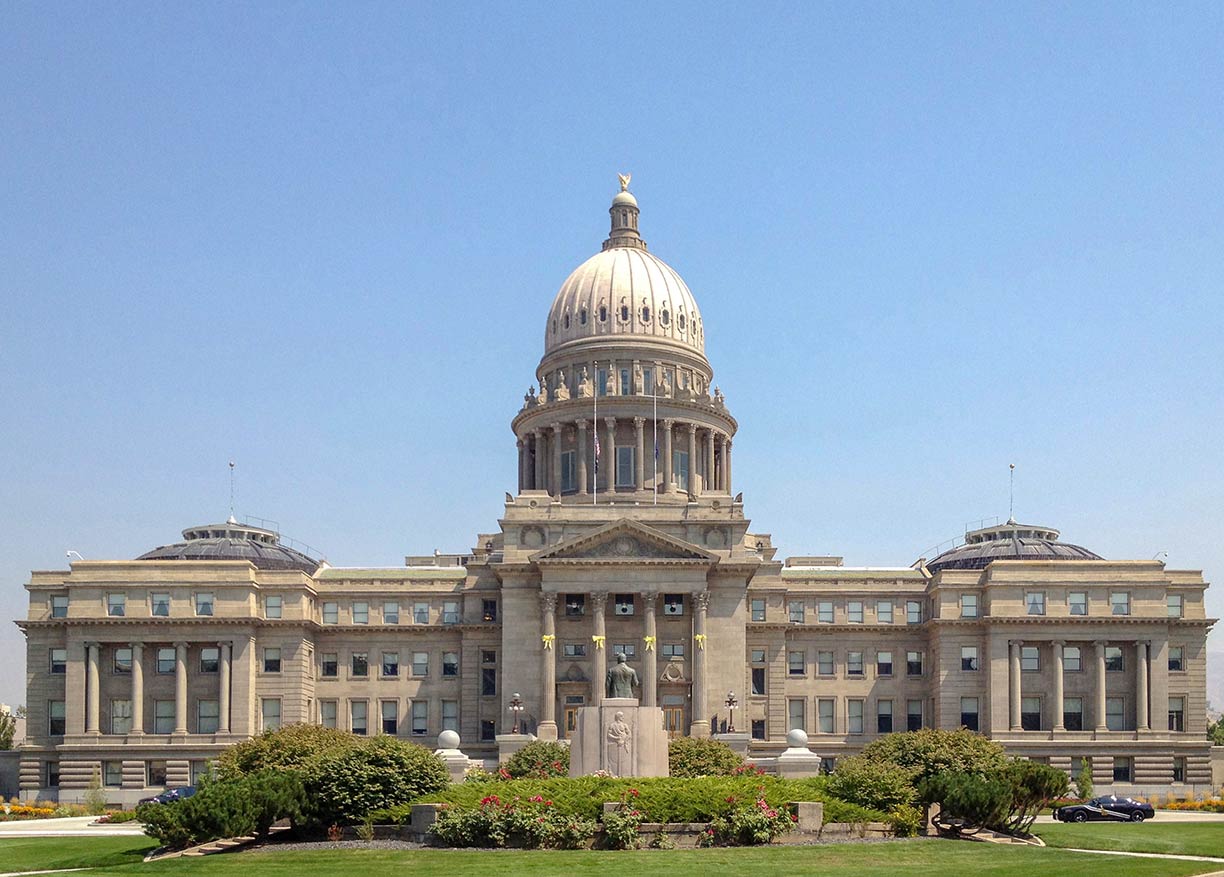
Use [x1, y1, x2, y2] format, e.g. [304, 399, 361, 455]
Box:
[530, 795, 544, 803]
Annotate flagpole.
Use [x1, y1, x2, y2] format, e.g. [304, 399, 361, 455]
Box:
[652, 383, 658, 506]
[593, 364, 598, 506]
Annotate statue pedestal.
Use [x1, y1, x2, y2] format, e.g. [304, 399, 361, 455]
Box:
[569, 698, 669, 778]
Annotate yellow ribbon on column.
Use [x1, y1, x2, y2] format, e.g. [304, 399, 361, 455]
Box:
[643, 636, 656, 651]
[541, 634, 555, 649]
[694, 634, 707, 649]
[591, 635, 606, 649]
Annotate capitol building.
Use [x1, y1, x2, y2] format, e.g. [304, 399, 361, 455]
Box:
[13, 181, 1215, 803]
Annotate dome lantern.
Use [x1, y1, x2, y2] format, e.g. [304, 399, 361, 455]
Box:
[603, 173, 646, 252]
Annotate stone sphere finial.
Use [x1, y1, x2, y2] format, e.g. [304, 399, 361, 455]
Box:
[786, 728, 809, 749]
[438, 729, 461, 750]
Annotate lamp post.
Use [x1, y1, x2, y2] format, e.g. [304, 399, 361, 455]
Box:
[725, 690, 738, 733]
[509, 692, 525, 734]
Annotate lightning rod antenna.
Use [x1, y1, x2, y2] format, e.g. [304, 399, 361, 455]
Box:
[229, 461, 236, 523]
[1008, 463, 1015, 524]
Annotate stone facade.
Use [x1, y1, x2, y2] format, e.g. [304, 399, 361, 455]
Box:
[12, 181, 1217, 803]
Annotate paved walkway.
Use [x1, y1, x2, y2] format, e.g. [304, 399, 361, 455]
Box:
[0, 816, 145, 837]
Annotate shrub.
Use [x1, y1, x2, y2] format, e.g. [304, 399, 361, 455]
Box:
[98, 809, 141, 824]
[216, 723, 356, 780]
[668, 737, 745, 777]
[888, 804, 923, 837]
[138, 770, 307, 850]
[1075, 761, 1094, 799]
[920, 771, 1012, 835]
[432, 794, 595, 849]
[83, 770, 107, 816]
[306, 735, 450, 826]
[1000, 761, 1069, 835]
[860, 729, 1007, 792]
[503, 740, 570, 779]
[708, 797, 795, 846]
[601, 805, 643, 850]
[825, 756, 917, 812]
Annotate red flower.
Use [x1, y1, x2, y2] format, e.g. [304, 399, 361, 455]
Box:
[725, 796, 736, 803]
[629, 788, 640, 797]
[545, 801, 553, 806]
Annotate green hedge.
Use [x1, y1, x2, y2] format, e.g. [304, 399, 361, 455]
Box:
[375, 775, 884, 825]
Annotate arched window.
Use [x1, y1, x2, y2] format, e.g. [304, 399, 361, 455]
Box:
[580, 308, 588, 325]
[661, 308, 670, 326]
[620, 303, 630, 322]
[678, 313, 686, 331]
[641, 305, 650, 323]
[599, 305, 608, 322]
[563, 312, 570, 329]
[552, 319, 557, 334]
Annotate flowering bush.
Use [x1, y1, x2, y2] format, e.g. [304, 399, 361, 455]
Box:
[601, 804, 644, 850]
[707, 797, 795, 846]
[503, 741, 570, 779]
[0, 803, 58, 821]
[1165, 798, 1224, 813]
[431, 794, 595, 849]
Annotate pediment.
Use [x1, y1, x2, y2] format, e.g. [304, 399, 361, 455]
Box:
[530, 519, 717, 564]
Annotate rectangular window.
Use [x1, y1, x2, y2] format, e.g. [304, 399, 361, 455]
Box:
[1105, 647, 1124, 672]
[876, 601, 893, 624]
[482, 649, 497, 664]
[191, 760, 208, 786]
[616, 446, 635, 487]
[1113, 756, 1132, 783]
[320, 700, 337, 729]
[1111, 592, 1130, 616]
[413, 602, 430, 624]
[195, 593, 214, 616]
[261, 698, 281, 731]
[108, 593, 126, 617]
[381, 700, 398, 735]
[103, 761, 123, 787]
[847, 651, 864, 676]
[263, 648, 281, 674]
[877, 699, 893, 734]
[876, 651, 893, 676]
[480, 719, 496, 741]
[1068, 591, 1087, 615]
[265, 596, 282, 619]
[412, 701, 428, 736]
[481, 668, 497, 697]
[818, 698, 835, 733]
[384, 601, 400, 624]
[906, 651, 923, 676]
[788, 650, 805, 677]
[818, 601, 833, 623]
[1169, 646, 1184, 672]
[1173, 756, 1186, 783]
[1167, 594, 1184, 618]
[663, 594, 684, 615]
[563, 642, 587, 658]
[110, 699, 131, 734]
[749, 598, 766, 622]
[108, 646, 131, 675]
[51, 595, 68, 618]
[788, 602, 805, 624]
[661, 643, 685, 659]
[751, 719, 766, 740]
[672, 450, 689, 489]
[848, 601, 864, 623]
[154, 700, 174, 734]
[442, 700, 459, 732]
[323, 602, 338, 624]
[751, 667, 766, 696]
[151, 593, 171, 617]
[565, 594, 585, 616]
[157, 647, 175, 674]
[907, 600, 922, 624]
[482, 599, 498, 622]
[848, 699, 864, 735]
[198, 699, 219, 734]
[906, 699, 923, 732]
[960, 697, 979, 731]
[1025, 592, 1046, 615]
[443, 652, 459, 677]
[350, 701, 368, 735]
[614, 594, 635, 616]
[1021, 696, 1042, 731]
[561, 450, 577, 492]
[382, 651, 399, 677]
[443, 601, 460, 624]
[1064, 646, 1082, 672]
[1106, 697, 1125, 731]
[1168, 696, 1185, 732]
[46, 700, 66, 736]
[597, 368, 608, 396]
[146, 761, 166, 787]
[620, 367, 631, 396]
[1064, 696, 1083, 731]
[412, 652, 428, 676]
[642, 367, 653, 395]
[49, 648, 67, 674]
[352, 602, 369, 624]
[321, 652, 338, 677]
[817, 650, 834, 675]
[960, 594, 978, 618]
[962, 646, 979, 671]
[788, 699, 806, 731]
[197, 646, 219, 673]
[1021, 646, 1040, 671]
[352, 652, 369, 677]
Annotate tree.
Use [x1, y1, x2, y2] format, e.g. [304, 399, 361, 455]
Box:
[858, 729, 1008, 793]
[0, 712, 15, 750]
[215, 723, 356, 780]
[1075, 760, 1094, 799]
[1208, 717, 1224, 747]
[305, 735, 450, 826]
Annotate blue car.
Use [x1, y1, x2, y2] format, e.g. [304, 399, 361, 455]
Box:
[1054, 795, 1155, 823]
[138, 786, 196, 806]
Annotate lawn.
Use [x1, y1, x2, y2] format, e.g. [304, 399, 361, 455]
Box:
[49, 840, 1220, 877]
[1035, 822, 1224, 859]
[0, 835, 154, 872]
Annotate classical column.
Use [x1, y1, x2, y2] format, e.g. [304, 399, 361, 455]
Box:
[634, 417, 646, 489]
[174, 642, 188, 734]
[591, 592, 608, 707]
[538, 593, 558, 740]
[532, 428, 544, 491]
[130, 642, 144, 735]
[705, 429, 715, 493]
[604, 417, 617, 491]
[640, 592, 658, 708]
[686, 423, 698, 497]
[1136, 641, 1149, 731]
[1052, 641, 1065, 731]
[85, 642, 100, 734]
[690, 591, 710, 737]
[551, 422, 563, 497]
[661, 419, 674, 493]
[725, 439, 733, 493]
[1094, 640, 1108, 731]
[1009, 640, 1022, 731]
[218, 641, 232, 733]
[576, 420, 589, 495]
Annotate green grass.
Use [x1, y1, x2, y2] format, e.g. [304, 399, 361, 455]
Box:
[58, 841, 1219, 877]
[0, 835, 154, 872]
[1035, 822, 1224, 859]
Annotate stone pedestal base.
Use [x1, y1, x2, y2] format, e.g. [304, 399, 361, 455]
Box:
[774, 729, 821, 778]
[713, 732, 751, 757]
[569, 698, 669, 778]
[495, 733, 536, 764]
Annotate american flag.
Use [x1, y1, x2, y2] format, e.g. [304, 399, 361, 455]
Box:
[594, 432, 601, 472]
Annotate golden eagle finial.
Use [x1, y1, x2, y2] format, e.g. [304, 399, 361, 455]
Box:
[617, 172, 631, 192]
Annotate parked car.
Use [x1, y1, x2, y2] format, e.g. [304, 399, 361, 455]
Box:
[137, 786, 196, 806]
[1054, 795, 1155, 822]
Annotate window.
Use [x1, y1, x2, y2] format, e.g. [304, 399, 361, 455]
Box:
[110, 699, 131, 734]
[663, 594, 684, 615]
[108, 593, 126, 617]
[264, 596, 282, 619]
[876, 651, 893, 676]
[1021, 696, 1041, 731]
[877, 699, 893, 734]
[961, 646, 979, 671]
[191, 760, 208, 786]
[480, 719, 496, 741]
[848, 601, 864, 623]
[1168, 594, 1184, 618]
[412, 701, 428, 736]
[1021, 646, 1039, 671]
[848, 699, 864, 734]
[960, 697, 979, 731]
[323, 602, 338, 624]
[1064, 696, 1083, 731]
[661, 643, 685, 659]
[352, 602, 369, 624]
[672, 449, 689, 489]
[616, 446, 635, 487]
[906, 651, 923, 676]
[1168, 696, 1185, 732]
[906, 699, 923, 732]
[321, 652, 337, 677]
[193, 647, 216, 674]
[49, 648, 66, 674]
[960, 594, 978, 618]
[263, 648, 281, 674]
[482, 667, 497, 696]
[751, 649, 766, 695]
[45, 700, 66, 736]
[1169, 646, 1184, 672]
[482, 599, 498, 622]
[1025, 592, 1046, 615]
[195, 593, 214, 616]
[413, 602, 430, 624]
[103, 761, 122, 787]
[51, 595, 68, 618]
[788, 602, 805, 624]
[320, 700, 337, 729]
[442, 700, 459, 732]
[788, 650, 805, 677]
[443, 652, 459, 677]
[1105, 647, 1124, 672]
[565, 594, 585, 616]
[1106, 697, 1125, 731]
[443, 601, 460, 624]
[146, 761, 166, 787]
[198, 699, 219, 734]
[750, 599, 765, 622]
[154, 700, 174, 734]
[152, 593, 170, 617]
[1113, 756, 1132, 783]
[351, 652, 369, 677]
[381, 701, 398, 735]
[412, 652, 429, 676]
[614, 594, 635, 616]
[261, 699, 281, 731]
[482, 649, 497, 664]
[818, 601, 833, 623]
[907, 600, 922, 624]
[563, 642, 587, 658]
[1173, 756, 1186, 783]
[1111, 592, 1130, 616]
[382, 651, 399, 677]
[157, 648, 175, 674]
[751, 719, 766, 740]
[1064, 646, 1082, 672]
[384, 601, 400, 624]
[619, 366, 630, 391]
[876, 601, 893, 624]
[787, 699, 806, 731]
[818, 698, 835, 733]
[561, 450, 577, 492]
[817, 650, 834, 675]
[847, 651, 864, 676]
[597, 367, 608, 394]
[351, 701, 368, 735]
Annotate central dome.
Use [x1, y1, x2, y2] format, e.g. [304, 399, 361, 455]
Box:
[544, 183, 706, 361]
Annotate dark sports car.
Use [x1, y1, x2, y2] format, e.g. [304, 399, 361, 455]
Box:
[137, 785, 196, 806]
[1054, 795, 1155, 822]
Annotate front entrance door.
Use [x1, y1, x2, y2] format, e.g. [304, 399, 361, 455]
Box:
[662, 694, 687, 738]
[563, 695, 584, 739]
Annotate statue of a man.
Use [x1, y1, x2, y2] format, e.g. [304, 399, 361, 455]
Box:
[606, 710, 632, 776]
[606, 652, 639, 699]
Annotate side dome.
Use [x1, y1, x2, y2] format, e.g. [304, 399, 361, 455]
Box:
[136, 519, 320, 573]
[926, 520, 1102, 572]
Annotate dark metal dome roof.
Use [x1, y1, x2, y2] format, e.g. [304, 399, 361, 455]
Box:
[926, 520, 1102, 572]
[136, 519, 320, 573]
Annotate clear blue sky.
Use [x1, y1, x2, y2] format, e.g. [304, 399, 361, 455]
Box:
[2, 3, 1222, 709]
